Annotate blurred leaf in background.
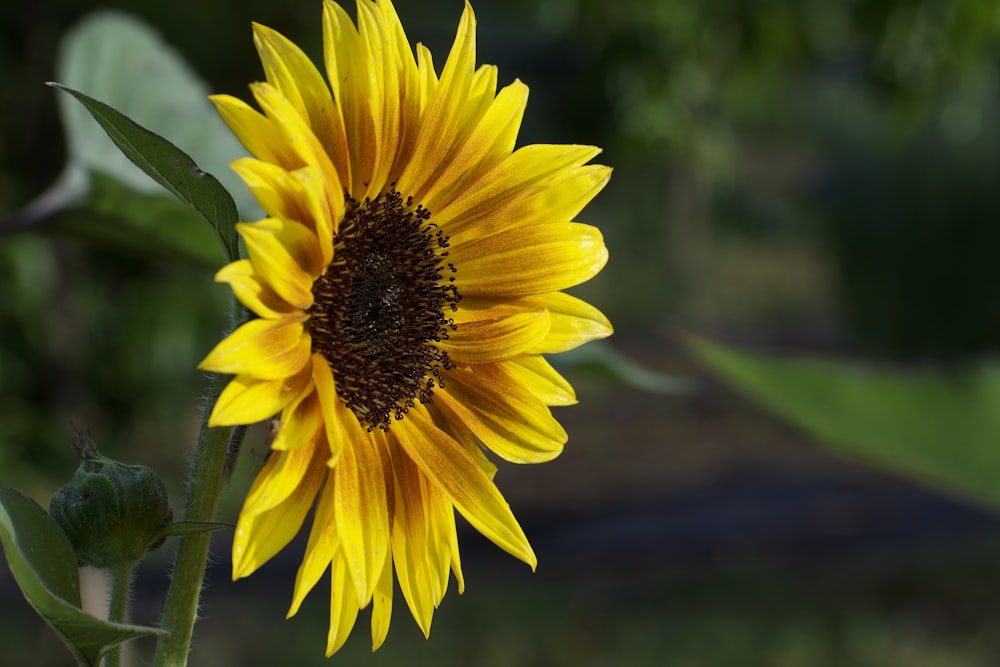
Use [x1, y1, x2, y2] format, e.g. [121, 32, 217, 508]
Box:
[690, 335, 1000, 509]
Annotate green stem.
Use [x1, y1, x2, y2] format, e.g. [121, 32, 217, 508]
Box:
[105, 561, 135, 667]
[152, 372, 243, 666]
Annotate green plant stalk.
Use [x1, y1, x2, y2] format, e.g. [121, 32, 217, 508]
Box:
[105, 561, 135, 667]
[152, 371, 240, 666]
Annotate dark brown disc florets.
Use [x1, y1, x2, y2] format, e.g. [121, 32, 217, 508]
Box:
[307, 187, 461, 431]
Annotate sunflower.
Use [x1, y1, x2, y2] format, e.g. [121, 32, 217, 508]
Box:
[199, 0, 611, 655]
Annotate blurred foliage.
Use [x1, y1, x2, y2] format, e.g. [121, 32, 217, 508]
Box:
[689, 336, 1000, 509]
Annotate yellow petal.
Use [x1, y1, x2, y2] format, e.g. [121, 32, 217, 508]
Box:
[242, 434, 319, 517]
[453, 223, 608, 297]
[326, 550, 361, 656]
[422, 79, 528, 212]
[395, 407, 536, 569]
[355, 0, 397, 195]
[230, 159, 336, 261]
[238, 218, 320, 310]
[250, 82, 344, 207]
[423, 479, 458, 605]
[334, 402, 390, 606]
[501, 355, 577, 406]
[396, 1, 476, 199]
[291, 166, 339, 265]
[448, 163, 612, 248]
[271, 384, 323, 452]
[425, 402, 497, 480]
[370, 544, 394, 651]
[311, 354, 344, 465]
[215, 259, 296, 320]
[252, 22, 351, 187]
[416, 43, 437, 109]
[435, 144, 602, 234]
[209, 94, 303, 169]
[382, 432, 437, 637]
[199, 315, 311, 381]
[523, 292, 614, 353]
[436, 364, 566, 463]
[209, 362, 312, 426]
[439, 309, 550, 364]
[289, 470, 338, 617]
[323, 0, 376, 196]
[377, 0, 422, 182]
[232, 441, 325, 580]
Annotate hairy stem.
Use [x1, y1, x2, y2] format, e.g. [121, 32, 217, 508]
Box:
[105, 561, 135, 667]
[152, 372, 246, 666]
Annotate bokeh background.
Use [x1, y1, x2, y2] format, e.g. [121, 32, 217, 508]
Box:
[3, 0, 1000, 665]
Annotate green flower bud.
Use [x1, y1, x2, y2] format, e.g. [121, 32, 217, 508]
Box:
[49, 435, 173, 569]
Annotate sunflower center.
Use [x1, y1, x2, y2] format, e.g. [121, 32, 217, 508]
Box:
[307, 187, 460, 431]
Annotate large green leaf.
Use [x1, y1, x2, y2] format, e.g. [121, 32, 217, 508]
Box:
[0, 487, 166, 667]
[54, 11, 257, 219]
[687, 336, 1000, 508]
[50, 83, 240, 264]
[1, 11, 256, 264]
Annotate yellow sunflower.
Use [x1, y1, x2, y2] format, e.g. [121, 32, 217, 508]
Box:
[199, 0, 611, 655]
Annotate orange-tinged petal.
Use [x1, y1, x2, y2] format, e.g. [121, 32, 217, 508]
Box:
[435, 144, 601, 234]
[440, 309, 550, 364]
[453, 222, 608, 297]
[382, 432, 437, 637]
[448, 163, 612, 248]
[215, 259, 295, 319]
[252, 22, 351, 186]
[334, 401, 390, 606]
[250, 82, 345, 205]
[396, 1, 476, 199]
[199, 315, 311, 380]
[436, 364, 566, 463]
[377, 0, 421, 181]
[323, 0, 376, 196]
[395, 407, 536, 569]
[421, 78, 527, 212]
[209, 362, 312, 426]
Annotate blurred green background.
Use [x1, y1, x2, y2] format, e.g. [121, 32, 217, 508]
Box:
[4, 0, 1000, 665]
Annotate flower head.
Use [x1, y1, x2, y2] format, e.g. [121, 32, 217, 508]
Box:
[200, 0, 611, 654]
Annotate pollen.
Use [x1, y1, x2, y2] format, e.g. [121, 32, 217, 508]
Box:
[307, 187, 461, 431]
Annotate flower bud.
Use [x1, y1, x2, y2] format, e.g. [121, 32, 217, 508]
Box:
[49, 436, 173, 569]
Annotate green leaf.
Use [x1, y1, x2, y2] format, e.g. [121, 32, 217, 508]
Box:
[687, 336, 1000, 508]
[0, 487, 166, 667]
[49, 82, 240, 264]
[54, 11, 257, 216]
[557, 341, 696, 394]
